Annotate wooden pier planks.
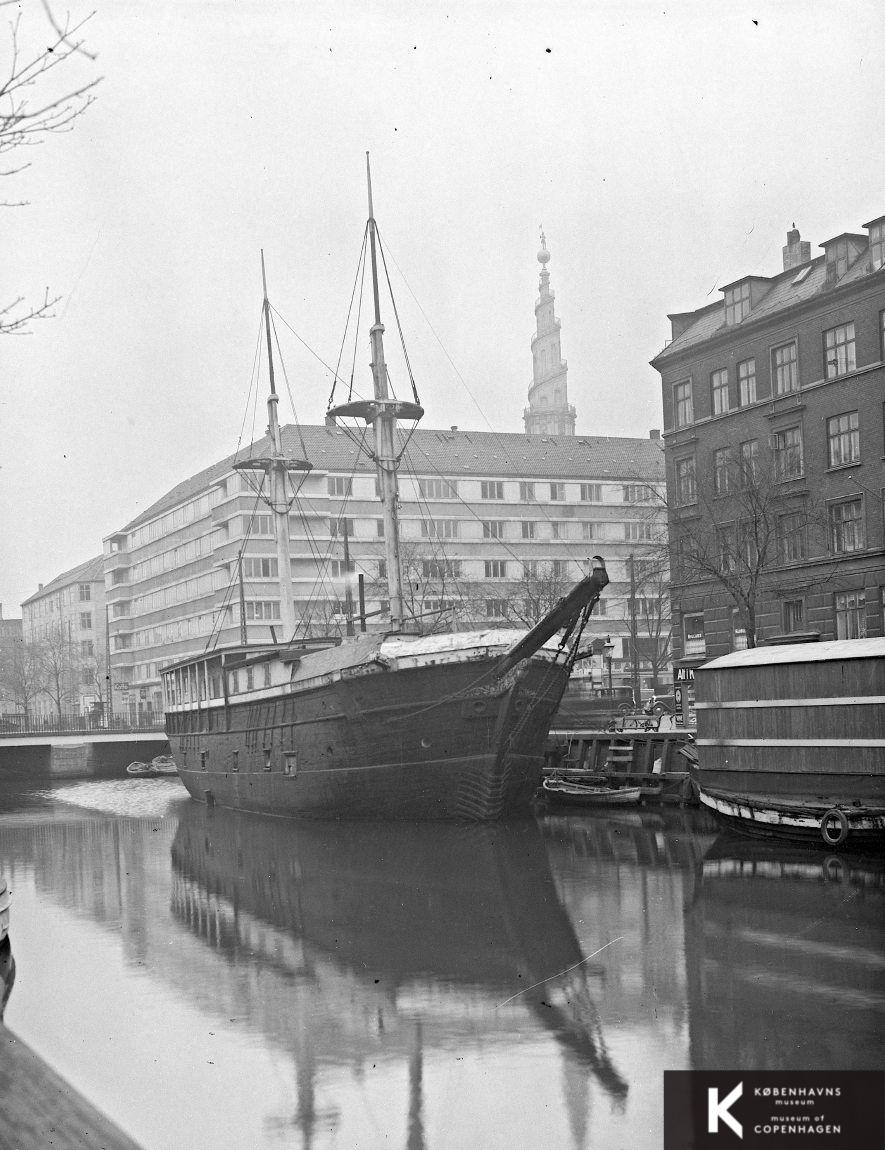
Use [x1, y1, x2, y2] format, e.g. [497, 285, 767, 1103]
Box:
[0, 1025, 144, 1150]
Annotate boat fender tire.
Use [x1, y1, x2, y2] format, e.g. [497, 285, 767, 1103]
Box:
[820, 808, 849, 847]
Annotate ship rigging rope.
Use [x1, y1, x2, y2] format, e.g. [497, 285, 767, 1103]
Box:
[325, 222, 369, 411]
[374, 223, 421, 406]
[268, 310, 311, 472]
[232, 312, 265, 465]
[203, 481, 269, 652]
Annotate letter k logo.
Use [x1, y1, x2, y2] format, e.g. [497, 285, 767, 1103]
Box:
[708, 1081, 743, 1138]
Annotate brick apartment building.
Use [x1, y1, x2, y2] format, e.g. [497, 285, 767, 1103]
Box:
[20, 554, 109, 717]
[652, 217, 885, 665]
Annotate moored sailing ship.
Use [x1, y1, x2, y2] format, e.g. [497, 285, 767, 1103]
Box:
[162, 159, 609, 819]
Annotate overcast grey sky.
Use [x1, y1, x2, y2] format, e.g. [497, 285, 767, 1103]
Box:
[2, 0, 883, 613]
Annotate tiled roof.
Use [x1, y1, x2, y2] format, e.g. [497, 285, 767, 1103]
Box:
[117, 425, 665, 534]
[22, 554, 105, 606]
[653, 235, 884, 363]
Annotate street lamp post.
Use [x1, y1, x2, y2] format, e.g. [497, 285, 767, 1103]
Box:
[603, 634, 614, 693]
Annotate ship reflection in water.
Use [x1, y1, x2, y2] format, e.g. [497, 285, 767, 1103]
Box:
[170, 806, 629, 1146]
[0, 775, 882, 1149]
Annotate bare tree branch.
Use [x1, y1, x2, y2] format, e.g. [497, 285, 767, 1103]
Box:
[1, 4, 99, 333]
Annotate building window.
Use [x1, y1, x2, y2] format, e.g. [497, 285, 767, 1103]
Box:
[737, 359, 756, 407]
[782, 599, 805, 633]
[377, 559, 387, 579]
[329, 517, 354, 538]
[329, 559, 355, 578]
[724, 281, 751, 325]
[773, 426, 803, 479]
[522, 560, 538, 579]
[478, 480, 502, 500]
[482, 520, 504, 539]
[79, 612, 92, 630]
[674, 380, 693, 427]
[827, 411, 860, 467]
[625, 521, 654, 542]
[418, 477, 457, 499]
[738, 520, 758, 568]
[80, 640, 94, 657]
[521, 521, 536, 540]
[826, 238, 851, 281]
[518, 481, 535, 502]
[376, 519, 385, 537]
[551, 559, 569, 579]
[711, 369, 729, 415]
[829, 498, 864, 553]
[731, 610, 748, 651]
[871, 221, 885, 268]
[739, 440, 758, 486]
[551, 521, 565, 540]
[327, 476, 352, 497]
[716, 526, 735, 572]
[777, 511, 806, 564]
[834, 590, 866, 639]
[581, 522, 595, 540]
[580, 483, 602, 502]
[245, 601, 281, 620]
[549, 482, 565, 501]
[772, 341, 798, 395]
[824, 322, 856, 379]
[244, 514, 273, 536]
[484, 560, 507, 579]
[623, 484, 653, 503]
[78, 583, 91, 602]
[713, 448, 731, 496]
[421, 519, 459, 540]
[112, 602, 129, 618]
[683, 613, 706, 657]
[485, 599, 507, 618]
[421, 559, 461, 580]
[243, 557, 279, 578]
[675, 457, 696, 506]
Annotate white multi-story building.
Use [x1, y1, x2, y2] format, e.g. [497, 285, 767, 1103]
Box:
[103, 426, 668, 715]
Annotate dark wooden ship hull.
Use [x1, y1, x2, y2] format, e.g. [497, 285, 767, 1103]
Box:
[170, 654, 567, 821]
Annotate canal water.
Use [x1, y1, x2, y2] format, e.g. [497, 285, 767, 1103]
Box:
[0, 770, 882, 1149]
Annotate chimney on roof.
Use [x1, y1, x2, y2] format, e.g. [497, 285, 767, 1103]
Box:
[782, 223, 811, 271]
[38, 583, 43, 591]
[649, 428, 661, 440]
[450, 425, 458, 432]
[325, 413, 336, 429]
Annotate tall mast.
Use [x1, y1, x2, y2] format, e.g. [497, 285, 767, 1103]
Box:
[260, 252, 298, 641]
[327, 155, 423, 634]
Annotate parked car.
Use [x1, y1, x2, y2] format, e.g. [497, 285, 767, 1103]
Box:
[553, 683, 637, 730]
[643, 692, 676, 716]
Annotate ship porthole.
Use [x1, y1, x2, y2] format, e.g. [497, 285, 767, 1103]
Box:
[820, 808, 849, 847]
[420, 737, 431, 749]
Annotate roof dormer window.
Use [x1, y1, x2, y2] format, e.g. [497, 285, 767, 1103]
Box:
[868, 219, 885, 270]
[724, 281, 751, 325]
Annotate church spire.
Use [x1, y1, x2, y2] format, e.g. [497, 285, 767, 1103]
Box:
[524, 228, 576, 436]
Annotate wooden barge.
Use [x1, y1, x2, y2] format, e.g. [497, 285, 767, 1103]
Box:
[693, 637, 885, 848]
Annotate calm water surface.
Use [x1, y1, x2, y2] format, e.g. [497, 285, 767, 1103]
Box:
[0, 770, 882, 1149]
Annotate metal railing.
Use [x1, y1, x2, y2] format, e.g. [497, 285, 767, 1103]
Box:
[0, 712, 167, 737]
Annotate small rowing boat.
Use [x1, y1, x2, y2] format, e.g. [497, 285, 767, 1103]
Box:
[541, 777, 641, 807]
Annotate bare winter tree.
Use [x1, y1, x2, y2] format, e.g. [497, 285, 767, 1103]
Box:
[649, 443, 836, 648]
[1, 2, 99, 333]
[38, 619, 80, 717]
[0, 634, 44, 722]
[501, 560, 573, 627]
[616, 556, 672, 689]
